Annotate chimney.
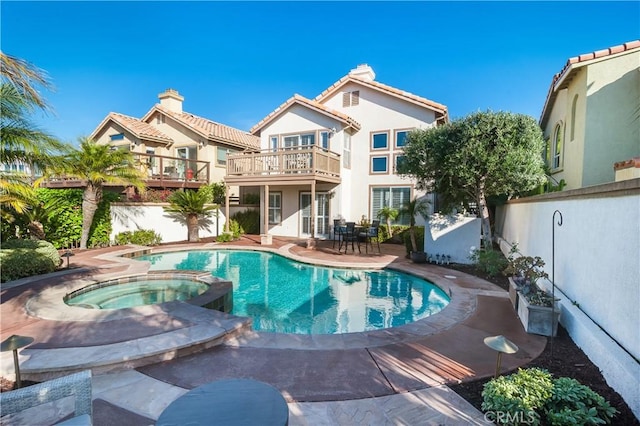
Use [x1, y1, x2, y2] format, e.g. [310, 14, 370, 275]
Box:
[158, 89, 184, 113]
[348, 64, 376, 81]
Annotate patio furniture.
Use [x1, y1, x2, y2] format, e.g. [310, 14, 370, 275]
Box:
[156, 378, 288, 426]
[339, 222, 361, 254]
[359, 220, 381, 253]
[0, 370, 93, 426]
[332, 219, 345, 248]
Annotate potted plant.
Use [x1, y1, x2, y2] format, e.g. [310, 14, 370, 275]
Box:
[504, 255, 560, 336]
[400, 197, 430, 263]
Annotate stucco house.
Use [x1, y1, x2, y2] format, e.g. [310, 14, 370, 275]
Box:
[89, 89, 259, 193]
[539, 40, 640, 190]
[224, 64, 448, 243]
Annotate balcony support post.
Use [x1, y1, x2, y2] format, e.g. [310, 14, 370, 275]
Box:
[225, 184, 230, 233]
[261, 185, 272, 245]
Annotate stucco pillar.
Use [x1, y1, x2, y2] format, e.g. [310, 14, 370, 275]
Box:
[261, 185, 272, 245]
[307, 181, 317, 249]
[224, 184, 230, 233]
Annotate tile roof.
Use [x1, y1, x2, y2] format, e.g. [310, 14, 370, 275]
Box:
[90, 112, 173, 143]
[314, 75, 449, 122]
[540, 40, 640, 126]
[151, 105, 260, 150]
[250, 94, 361, 135]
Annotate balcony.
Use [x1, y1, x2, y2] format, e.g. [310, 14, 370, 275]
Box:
[225, 146, 341, 185]
[41, 153, 210, 190]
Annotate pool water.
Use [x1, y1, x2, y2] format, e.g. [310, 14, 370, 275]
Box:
[136, 250, 450, 334]
[66, 279, 209, 309]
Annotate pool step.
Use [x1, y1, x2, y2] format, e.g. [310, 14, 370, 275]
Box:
[18, 309, 252, 382]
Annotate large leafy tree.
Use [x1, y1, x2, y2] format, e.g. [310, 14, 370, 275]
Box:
[0, 52, 64, 219]
[399, 111, 546, 248]
[164, 188, 217, 242]
[46, 138, 146, 249]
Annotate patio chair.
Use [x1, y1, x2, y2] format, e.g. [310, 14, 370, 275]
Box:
[332, 219, 345, 249]
[339, 222, 361, 254]
[359, 220, 381, 253]
[0, 370, 93, 425]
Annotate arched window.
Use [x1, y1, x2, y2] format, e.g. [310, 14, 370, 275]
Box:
[570, 95, 578, 141]
[553, 123, 563, 169]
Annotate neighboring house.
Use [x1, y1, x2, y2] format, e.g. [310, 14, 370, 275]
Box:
[86, 89, 260, 193]
[539, 40, 640, 190]
[224, 64, 448, 241]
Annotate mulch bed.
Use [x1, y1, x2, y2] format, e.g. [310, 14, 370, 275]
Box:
[445, 263, 639, 425]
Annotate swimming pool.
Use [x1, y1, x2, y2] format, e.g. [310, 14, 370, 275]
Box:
[136, 249, 450, 334]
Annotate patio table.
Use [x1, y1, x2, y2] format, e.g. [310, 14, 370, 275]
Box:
[156, 378, 289, 426]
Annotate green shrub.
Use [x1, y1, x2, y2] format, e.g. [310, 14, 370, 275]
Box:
[231, 209, 259, 234]
[114, 230, 162, 246]
[481, 368, 616, 425]
[482, 368, 553, 425]
[470, 247, 509, 277]
[545, 377, 617, 425]
[378, 225, 408, 243]
[403, 226, 425, 255]
[0, 239, 61, 282]
[216, 232, 233, 243]
[229, 219, 244, 239]
[36, 188, 120, 249]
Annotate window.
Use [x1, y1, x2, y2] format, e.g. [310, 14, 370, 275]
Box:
[371, 156, 389, 174]
[371, 187, 411, 225]
[156, 115, 165, 124]
[320, 131, 329, 150]
[343, 132, 351, 169]
[216, 146, 237, 166]
[394, 154, 406, 174]
[270, 136, 278, 152]
[110, 133, 124, 141]
[552, 123, 563, 169]
[283, 133, 314, 149]
[570, 95, 578, 141]
[268, 192, 282, 224]
[342, 90, 360, 107]
[371, 132, 389, 150]
[395, 130, 409, 148]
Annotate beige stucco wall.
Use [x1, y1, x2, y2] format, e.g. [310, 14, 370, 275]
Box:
[583, 51, 640, 187]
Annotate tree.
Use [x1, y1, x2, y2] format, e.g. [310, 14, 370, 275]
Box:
[399, 197, 430, 253]
[0, 53, 63, 219]
[376, 206, 399, 238]
[46, 138, 146, 249]
[399, 111, 546, 248]
[163, 188, 217, 242]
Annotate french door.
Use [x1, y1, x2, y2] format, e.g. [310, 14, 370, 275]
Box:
[300, 192, 330, 237]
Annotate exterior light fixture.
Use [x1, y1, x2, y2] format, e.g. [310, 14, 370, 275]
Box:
[484, 335, 519, 378]
[1, 335, 34, 388]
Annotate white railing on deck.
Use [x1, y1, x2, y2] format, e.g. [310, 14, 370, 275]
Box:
[227, 146, 340, 178]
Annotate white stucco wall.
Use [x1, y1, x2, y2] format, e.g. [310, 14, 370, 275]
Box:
[495, 179, 640, 417]
[110, 203, 225, 243]
[424, 215, 481, 264]
[254, 79, 441, 238]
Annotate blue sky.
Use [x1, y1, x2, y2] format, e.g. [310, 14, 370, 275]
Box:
[2, 1, 639, 145]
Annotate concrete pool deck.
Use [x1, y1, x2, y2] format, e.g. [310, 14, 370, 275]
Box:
[0, 237, 547, 425]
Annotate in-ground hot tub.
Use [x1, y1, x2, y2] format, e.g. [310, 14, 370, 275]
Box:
[64, 272, 233, 312]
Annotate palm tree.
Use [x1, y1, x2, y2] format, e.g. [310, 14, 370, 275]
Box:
[399, 197, 431, 254]
[46, 138, 146, 249]
[376, 206, 399, 239]
[163, 188, 217, 242]
[0, 53, 63, 219]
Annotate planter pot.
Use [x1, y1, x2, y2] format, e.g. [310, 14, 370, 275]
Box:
[410, 251, 427, 263]
[508, 277, 519, 310]
[517, 291, 560, 337]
